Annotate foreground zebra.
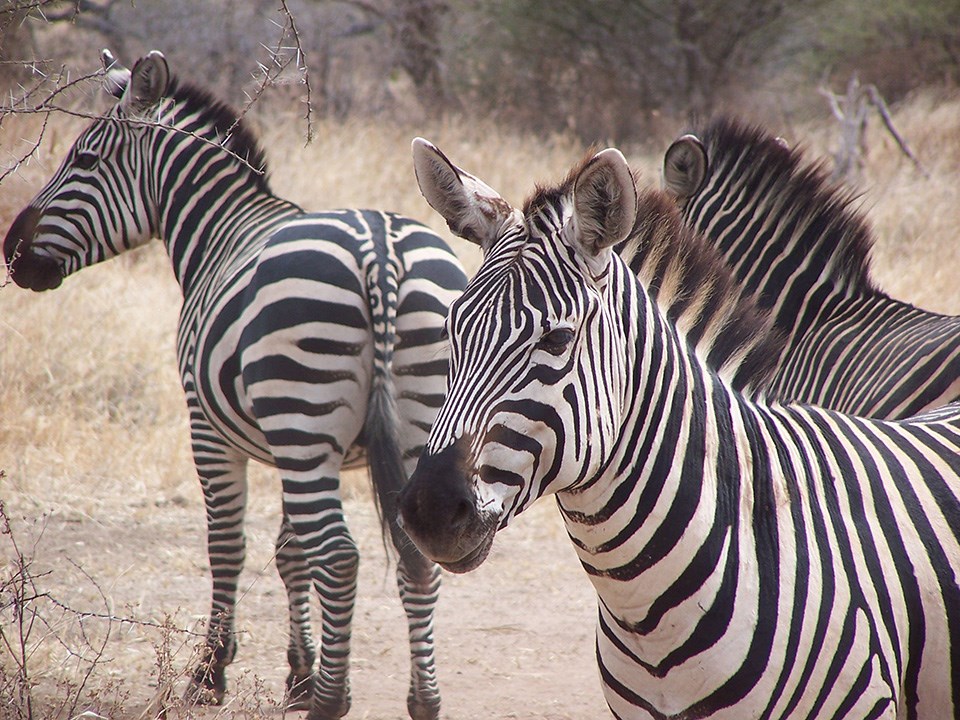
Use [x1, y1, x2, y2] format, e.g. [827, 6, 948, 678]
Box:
[661, 117, 960, 418]
[2, 51, 467, 720]
[399, 140, 960, 718]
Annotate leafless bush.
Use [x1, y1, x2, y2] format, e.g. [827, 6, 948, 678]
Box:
[0, 490, 286, 720]
[1, 491, 122, 719]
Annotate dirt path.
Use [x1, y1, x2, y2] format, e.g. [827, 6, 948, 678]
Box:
[4, 478, 610, 719]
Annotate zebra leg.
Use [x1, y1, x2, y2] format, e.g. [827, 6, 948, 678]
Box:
[281, 485, 358, 720]
[394, 541, 442, 720]
[275, 513, 316, 709]
[184, 450, 249, 705]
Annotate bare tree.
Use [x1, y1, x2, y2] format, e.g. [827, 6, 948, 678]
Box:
[820, 73, 928, 183]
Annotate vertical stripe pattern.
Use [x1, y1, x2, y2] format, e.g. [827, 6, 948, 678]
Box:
[399, 145, 960, 719]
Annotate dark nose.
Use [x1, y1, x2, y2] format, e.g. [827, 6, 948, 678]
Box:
[4, 205, 41, 264]
[3, 205, 61, 291]
[399, 440, 476, 558]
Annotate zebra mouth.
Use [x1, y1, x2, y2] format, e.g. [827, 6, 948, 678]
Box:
[436, 524, 497, 574]
[8, 247, 63, 291]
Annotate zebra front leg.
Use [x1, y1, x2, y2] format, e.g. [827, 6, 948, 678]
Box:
[184, 452, 249, 705]
[275, 513, 316, 710]
[394, 545, 442, 720]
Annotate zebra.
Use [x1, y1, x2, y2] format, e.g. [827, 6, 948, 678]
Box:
[398, 139, 960, 719]
[2, 51, 467, 720]
[660, 116, 960, 419]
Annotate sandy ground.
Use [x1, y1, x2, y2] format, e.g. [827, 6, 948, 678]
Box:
[2, 469, 610, 719]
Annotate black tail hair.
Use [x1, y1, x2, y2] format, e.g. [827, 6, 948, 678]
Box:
[363, 245, 431, 572]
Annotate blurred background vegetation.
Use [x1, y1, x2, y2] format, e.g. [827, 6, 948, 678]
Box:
[2, 0, 958, 147]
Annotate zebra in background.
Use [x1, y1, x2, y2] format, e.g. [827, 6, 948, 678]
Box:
[660, 117, 960, 418]
[399, 140, 960, 719]
[2, 51, 467, 720]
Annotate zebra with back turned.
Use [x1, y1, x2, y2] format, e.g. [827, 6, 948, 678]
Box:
[399, 140, 960, 719]
[2, 51, 467, 720]
[661, 117, 960, 418]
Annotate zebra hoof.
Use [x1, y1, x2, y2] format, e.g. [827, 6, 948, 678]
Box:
[408, 696, 441, 720]
[306, 693, 351, 720]
[183, 664, 227, 706]
[284, 671, 315, 711]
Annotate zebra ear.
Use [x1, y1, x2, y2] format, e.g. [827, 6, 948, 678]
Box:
[571, 148, 638, 256]
[663, 134, 707, 200]
[412, 138, 516, 250]
[101, 48, 130, 99]
[120, 51, 170, 116]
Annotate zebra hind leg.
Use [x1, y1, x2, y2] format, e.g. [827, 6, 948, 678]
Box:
[275, 513, 317, 709]
[283, 495, 358, 720]
[394, 538, 442, 720]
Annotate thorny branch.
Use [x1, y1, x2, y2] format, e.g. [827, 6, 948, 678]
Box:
[0, 1, 317, 189]
[227, 0, 314, 145]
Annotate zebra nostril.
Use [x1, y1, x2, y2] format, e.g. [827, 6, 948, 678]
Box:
[450, 498, 473, 530]
[400, 493, 418, 525]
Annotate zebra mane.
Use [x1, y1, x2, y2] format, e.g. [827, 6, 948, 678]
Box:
[162, 77, 271, 192]
[694, 116, 877, 295]
[619, 187, 785, 393]
[524, 161, 785, 394]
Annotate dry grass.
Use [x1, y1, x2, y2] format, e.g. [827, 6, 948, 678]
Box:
[2, 90, 960, 717]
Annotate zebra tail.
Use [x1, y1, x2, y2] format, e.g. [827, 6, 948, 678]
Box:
[363, 253, 423, 569]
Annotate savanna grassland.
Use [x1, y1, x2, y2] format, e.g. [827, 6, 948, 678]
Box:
[2, 90, 960, 718]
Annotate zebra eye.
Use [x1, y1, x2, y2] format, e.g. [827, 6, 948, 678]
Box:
[438, 324, 449, 341]
[537, 327, 574, 355]
[75, 152, 99, 171]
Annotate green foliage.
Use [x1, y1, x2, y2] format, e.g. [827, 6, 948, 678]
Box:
[451, 0, 823, 142]
[801, 0, 960, 99]
[2, 0, 958, 144]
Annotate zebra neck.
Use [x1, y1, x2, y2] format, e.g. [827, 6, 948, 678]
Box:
[156, 168, 299, 296]
[558, 280, 772, 660]
[683, 182, 875, 337]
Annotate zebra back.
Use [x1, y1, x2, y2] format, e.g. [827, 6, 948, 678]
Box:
[361, 215, 434, 571]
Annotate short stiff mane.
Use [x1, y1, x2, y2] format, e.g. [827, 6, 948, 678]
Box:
[696, 117, 877, 294]
[621, 188, 784, 392]
[163, 77, 271, 192]
[523, 161, 785, 394]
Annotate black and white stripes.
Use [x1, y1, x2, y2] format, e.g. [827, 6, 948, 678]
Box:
[399, 141, 960, 719]
[3, 52, 466, 720]
[662, 117, 960, 418]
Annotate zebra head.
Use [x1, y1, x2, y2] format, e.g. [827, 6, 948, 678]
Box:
[399, 139, 638, 573]
[3, 50, 169, 290]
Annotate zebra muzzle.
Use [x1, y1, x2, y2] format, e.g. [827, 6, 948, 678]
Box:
[399, 442, 500, 573]
[3, 206, 63, 291]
